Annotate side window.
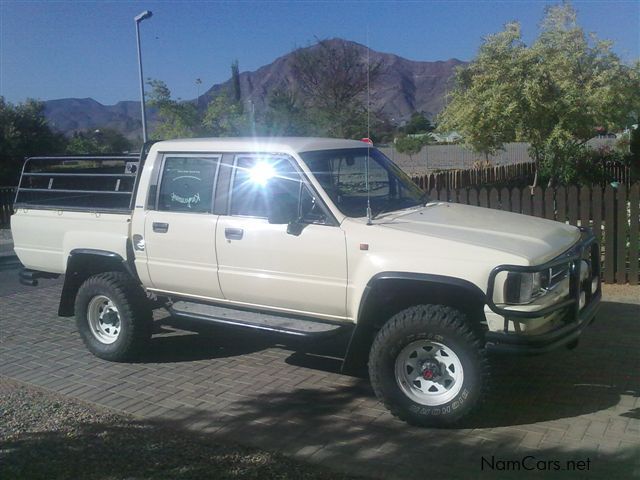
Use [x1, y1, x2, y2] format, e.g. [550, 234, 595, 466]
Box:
[157, 156, 218, 213]
[230, 156, 300, 218]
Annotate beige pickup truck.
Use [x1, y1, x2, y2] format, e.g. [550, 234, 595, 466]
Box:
[11, 137, 601, 426]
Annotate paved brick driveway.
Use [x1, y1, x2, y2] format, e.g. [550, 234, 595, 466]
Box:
[1, 280, 638, 479]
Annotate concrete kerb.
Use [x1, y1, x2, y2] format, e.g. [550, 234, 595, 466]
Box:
[600, 284, 640, 305]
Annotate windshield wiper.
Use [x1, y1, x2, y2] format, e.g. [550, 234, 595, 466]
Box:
[371, 207, 390, 220]
[371, 198, 426, 220]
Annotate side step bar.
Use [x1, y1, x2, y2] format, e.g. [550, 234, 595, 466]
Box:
[19, 268, 60, 286]
[168, 301, 353, 339]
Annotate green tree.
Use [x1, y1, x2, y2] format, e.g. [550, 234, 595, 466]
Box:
[200, 61, 253, 137]
[0, 97, 66, 185]
[146, 79, 200, 139]
[438, 22, 526, 162]
[261, 86, 314, 136]
[231, 60, 242, 106]
[394, 135, 426, 161]
[201, 91, 250, 136]
[66, 128, 132, 154]
[403, 112, 434, 135]
[291, 39, 382, 138]
[369, 115, 396, 144]
[439, 2, 639, 185]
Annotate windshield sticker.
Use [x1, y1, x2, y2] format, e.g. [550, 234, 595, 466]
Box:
[168, 173, 203, 209]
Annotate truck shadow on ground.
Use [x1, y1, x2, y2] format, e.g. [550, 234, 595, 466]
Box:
[137, 330, 276, 363]
[144, 315, 352, 364]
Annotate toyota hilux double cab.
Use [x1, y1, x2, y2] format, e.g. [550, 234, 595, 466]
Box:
[11, 137, 601, 426]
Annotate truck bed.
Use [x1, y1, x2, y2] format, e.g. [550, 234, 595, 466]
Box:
[12, 209, 131, 274]
[11, 155, 138, 274]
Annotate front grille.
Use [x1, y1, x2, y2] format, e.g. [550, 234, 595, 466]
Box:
[487, 227, 600, 320]
[542, 263, 570, 291]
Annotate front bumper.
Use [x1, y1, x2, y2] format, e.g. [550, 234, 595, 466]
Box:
[484, 228, 601, 354]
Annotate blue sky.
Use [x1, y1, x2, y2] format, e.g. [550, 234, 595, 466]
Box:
[1, 0, 638, 105]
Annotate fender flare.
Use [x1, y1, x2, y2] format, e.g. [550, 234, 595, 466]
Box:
[58, 248, 138, 317]
[341, 272, 487, 376]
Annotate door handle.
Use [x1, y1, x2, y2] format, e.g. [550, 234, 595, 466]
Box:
[225, 228, 244, 240]
[152, 222, 169, 233]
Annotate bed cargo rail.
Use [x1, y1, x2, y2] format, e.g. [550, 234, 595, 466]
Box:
[14, 154, 141, 213]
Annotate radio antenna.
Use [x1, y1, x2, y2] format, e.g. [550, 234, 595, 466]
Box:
[365, 27, 373, 225]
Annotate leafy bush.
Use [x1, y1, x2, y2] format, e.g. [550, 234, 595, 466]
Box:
[537, 136, 631, 186]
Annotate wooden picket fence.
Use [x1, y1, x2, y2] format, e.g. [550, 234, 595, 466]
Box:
[414, 163, 536, 190]
[413, 162, 632, 191]
[604, 162, 633, 186]
[424, 183, 640, 284]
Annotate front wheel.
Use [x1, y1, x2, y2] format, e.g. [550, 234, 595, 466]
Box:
[368, 304, 489, 427]
[75, 272, 152, 361]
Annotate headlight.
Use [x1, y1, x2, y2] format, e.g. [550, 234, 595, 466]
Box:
[504, 272, 543, 304]
[503, 264, 570, 305]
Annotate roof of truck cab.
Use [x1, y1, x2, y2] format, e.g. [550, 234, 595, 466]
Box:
[151, 137, 369, 154]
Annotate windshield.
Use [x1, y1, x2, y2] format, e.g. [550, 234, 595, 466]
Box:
[300, 147, 426, 218]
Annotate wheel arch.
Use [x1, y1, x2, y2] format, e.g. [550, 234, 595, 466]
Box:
[341, 272, 487, 376]
[58, 248, 138, 317]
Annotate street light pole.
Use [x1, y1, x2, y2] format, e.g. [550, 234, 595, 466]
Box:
[135, 10, 153, 144]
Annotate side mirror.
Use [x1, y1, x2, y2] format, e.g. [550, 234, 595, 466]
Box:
[268, 196, 298, 225]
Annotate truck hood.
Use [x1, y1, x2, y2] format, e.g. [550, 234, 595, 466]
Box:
[376, 202, 580, 265]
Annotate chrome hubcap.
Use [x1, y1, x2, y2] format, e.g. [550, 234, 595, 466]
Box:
[395, 340, 464, 406]
[87, 295, 121, 344]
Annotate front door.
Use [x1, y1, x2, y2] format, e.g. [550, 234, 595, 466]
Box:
[215, 154, 348, 319]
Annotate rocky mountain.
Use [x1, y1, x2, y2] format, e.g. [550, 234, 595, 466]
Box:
[43, 39, 465, 138]
[44, 98, 145, 140]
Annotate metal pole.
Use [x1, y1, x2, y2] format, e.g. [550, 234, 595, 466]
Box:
[135, 18, 148, 143]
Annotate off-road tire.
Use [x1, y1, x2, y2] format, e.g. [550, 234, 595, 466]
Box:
[75, 272, 152, 361]
[369, 304, 489, 427]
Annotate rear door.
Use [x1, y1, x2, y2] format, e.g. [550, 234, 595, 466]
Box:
[143, 153, 224, 299]
[215, 154, 348, 319]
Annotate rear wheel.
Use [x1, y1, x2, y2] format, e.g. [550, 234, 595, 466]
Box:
[75, 272, 152, 361]
[368, 304, 488, 427]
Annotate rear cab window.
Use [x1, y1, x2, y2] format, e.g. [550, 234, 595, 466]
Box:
[156, 155, 220, 213]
